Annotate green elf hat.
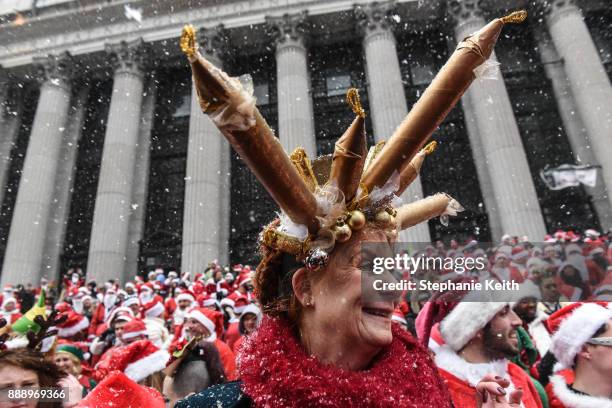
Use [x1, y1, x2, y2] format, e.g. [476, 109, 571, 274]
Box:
[12, 289, 47, 334]
[56, 343, 85, 361]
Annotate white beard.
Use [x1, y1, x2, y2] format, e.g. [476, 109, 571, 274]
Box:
[103, 295, 116, 309]
[73, 299, 84, 314]
[139, 292, 152, 304]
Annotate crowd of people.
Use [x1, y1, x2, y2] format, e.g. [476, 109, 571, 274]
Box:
[0, 228, 610, 407]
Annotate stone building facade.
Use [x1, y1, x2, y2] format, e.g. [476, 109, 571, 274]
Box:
[0, 0, 610, 285]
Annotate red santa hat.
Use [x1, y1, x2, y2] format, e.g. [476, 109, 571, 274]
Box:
[553, 230, 566, 242]
[547, 302, 612, 369]
[107, 339, 169, 382]
[1, 296, 18, 310]
[585, 229, 600, 239]
[123, 295, 140, 308]
[543, 234, 556, 243]
[121, 319, 148, 341]
[197, 293, 218, 308]
[56, 307, 90, 339]
[439, 291, 511, 351]
[175, 291, 196, 304]
[105, 306, 134, 324]
[76, 371, 165, 407]
[234, 295, 251, 314]
[235, 271, 253, 288]
[494, 251, 509, 262]
[185, 307, 223, 341]
[511, 246, 529, 261]
[141, 297, 165, 318]
[139, 282, 154, 293]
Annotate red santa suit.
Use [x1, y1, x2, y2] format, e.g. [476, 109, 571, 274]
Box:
[546, 369, 612, 408]
[435, 345, 543, 408]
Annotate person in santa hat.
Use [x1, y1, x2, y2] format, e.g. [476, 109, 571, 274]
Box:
[123, 294, 140, 316]
[183, 306, 237, 380]
[232, 303, 262, 354]
[435, 292, 544, 408]
[0, 296, 22, 324]
[88, 287, 119, 337]
[141, 298, 170, 349]
[511, 246, 531, 278]
[124, 281, 137, 296]
[55, 302, 90, 341]
[54, 342, 96, 394]
[138, 282, 155, 304]
[93, 318, 170, 392]
[544, 302, 612, 408]
[172, 290, 196, 334]
[490, 251, 525, 283]
[89, 307, 134, 364]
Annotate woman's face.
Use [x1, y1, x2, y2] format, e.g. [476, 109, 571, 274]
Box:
[0, 365, 40, 408]
[242, 314, 258, 334]
[53, 353, 78, 376]
[304, 229, 400, 351]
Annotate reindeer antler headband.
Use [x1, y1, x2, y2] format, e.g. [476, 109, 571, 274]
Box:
[179, 11, 527, 270]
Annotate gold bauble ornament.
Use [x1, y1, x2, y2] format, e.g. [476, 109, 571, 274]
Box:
[334, 223, 352, 243]
[375, 210, 391, 225]
[347, 210, 366, 230]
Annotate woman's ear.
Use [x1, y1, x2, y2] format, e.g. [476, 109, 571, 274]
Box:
[292, 267, 313, 307]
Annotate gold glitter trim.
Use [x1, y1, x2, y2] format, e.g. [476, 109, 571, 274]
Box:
[501, 10, 527, 24]
[347, 88, 365, 118]
[290, 148, 318, 192]
[261, 226, 309, 256]
[423, 140, 438, 155]
[180, 25, 197, 58]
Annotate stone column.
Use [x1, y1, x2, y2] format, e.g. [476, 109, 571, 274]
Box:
[41, 84, 90, 281]
[543, 0, 612, 216]
[535, 28, 612, 230]
[356, 0, 430, 243]
[181, 26, 231, 276]
[124, 77, 157, 280]
[0, 70, 24, 208]
[267, 11, 316, 158]
[86, 39, 148, 283]
[1, 53, 74, 286]
[460, 96, 504, 241]
[450, 0, 547, 239]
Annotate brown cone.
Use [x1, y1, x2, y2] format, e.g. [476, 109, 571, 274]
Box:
[360, 12, 526, 199]
[181, 25, 320, 233]
[329, 115, 367, 202]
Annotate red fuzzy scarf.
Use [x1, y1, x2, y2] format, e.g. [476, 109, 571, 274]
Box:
[238, 317, 453, 408]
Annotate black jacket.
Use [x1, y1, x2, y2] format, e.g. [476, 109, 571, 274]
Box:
[174, 381, 252, 408]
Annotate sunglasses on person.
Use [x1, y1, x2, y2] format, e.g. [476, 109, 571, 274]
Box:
[586, 337, 612, 347]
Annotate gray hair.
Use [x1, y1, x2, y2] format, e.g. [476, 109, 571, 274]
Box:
[172, 360, 211, 397]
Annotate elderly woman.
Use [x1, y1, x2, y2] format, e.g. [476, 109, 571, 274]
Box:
[176, 9, 529, 408]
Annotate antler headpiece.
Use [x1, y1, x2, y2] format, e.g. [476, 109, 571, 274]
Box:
[179, 11, 527, 271]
